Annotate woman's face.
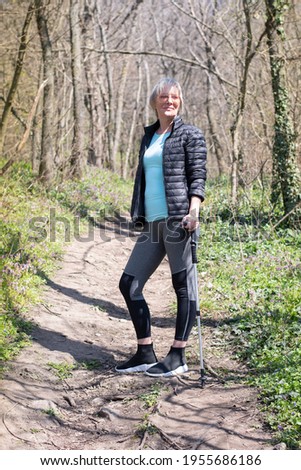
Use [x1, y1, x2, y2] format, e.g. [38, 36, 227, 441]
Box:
[154, 86, 181, 121]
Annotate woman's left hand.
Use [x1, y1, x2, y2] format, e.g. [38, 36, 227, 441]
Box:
[181, 214, 199, 232]
[182, 196, 201, 231]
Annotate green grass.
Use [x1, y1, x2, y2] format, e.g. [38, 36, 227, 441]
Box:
[198, 179, 301, 449]
[0, 162, 132, 371]
[0, 163, 66, 369]
[47, 361, 76, 380]
[49, 166, 133, 219]
[139, 382, 165, 409]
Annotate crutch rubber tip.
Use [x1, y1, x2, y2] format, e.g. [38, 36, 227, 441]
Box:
[200, 370, 206, 387]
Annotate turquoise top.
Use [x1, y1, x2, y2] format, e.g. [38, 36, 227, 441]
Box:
[143, 132, 170, 222]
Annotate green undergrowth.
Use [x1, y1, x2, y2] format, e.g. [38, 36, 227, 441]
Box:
[49, 166, 133, 220]
[198, 178, 301, 449]
[0, 162, 132, 372]
[1, 163, 66, 369]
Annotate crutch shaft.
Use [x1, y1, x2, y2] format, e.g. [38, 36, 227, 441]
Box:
[191, 230, 206, 386]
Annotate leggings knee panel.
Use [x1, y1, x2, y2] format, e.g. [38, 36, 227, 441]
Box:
[119, 273, 133, 299]
[172, 269, 188, 294]
[172, 269, 197, 342]
[119, 272, 151, 339]
[119, 273, 143, 301]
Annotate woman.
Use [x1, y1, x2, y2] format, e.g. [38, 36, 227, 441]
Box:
[116, 77, 207, 377]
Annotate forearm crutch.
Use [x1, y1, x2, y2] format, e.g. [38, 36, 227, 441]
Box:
[190, 229, 206, 387]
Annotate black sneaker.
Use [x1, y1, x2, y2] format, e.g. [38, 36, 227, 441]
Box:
[145, 346, 188, 377]
[115, 343, 158, 374]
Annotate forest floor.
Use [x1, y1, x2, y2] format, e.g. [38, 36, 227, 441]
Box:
[0, 219, 275, 451]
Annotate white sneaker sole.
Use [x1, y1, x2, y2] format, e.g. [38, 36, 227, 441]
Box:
[145, 364, 188, 377]
[115, 363, 157, 374]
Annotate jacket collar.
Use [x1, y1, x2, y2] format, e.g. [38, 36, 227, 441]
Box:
[144, 115, 183, 136]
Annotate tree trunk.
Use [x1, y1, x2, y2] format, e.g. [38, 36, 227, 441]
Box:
[111, 59, 130, 172]
[31, 64, 43, 174]
[0, 2, 34, 155]
[98, 20, 114, 170]
[85, 63, 104, 168]
[229, 0, 267, 204]
[69, 0, 86, 178]
[82, 0, 104, 168]
[123, 59, 143, 179]
[144, 60, 151, 126]
[35, 0, 55, 185]
[265, 0, 301, 218]
[203, 33, 226, 176]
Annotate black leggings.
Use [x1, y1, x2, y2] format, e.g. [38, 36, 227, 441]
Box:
[119, 219, 199, 342]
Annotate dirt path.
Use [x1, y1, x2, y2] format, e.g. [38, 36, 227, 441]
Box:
[0, 219, 274, 450]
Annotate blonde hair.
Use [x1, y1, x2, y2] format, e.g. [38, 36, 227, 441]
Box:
[149, 77, 183, 113]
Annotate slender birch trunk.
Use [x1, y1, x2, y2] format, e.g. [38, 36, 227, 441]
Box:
[34, 0, 55, 185]
[69, 0, 86, 178]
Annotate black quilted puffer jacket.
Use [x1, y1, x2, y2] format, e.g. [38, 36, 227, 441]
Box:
[130, 115, 207, 226]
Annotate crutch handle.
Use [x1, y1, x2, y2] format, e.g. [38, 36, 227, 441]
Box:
[190, 230, 198, 264]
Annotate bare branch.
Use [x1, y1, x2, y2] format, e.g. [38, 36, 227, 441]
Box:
[82, 46, 237, 88]
[0, 79, 48, 175]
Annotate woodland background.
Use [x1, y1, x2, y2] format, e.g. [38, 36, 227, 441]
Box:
[1, 0, 300, 220]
